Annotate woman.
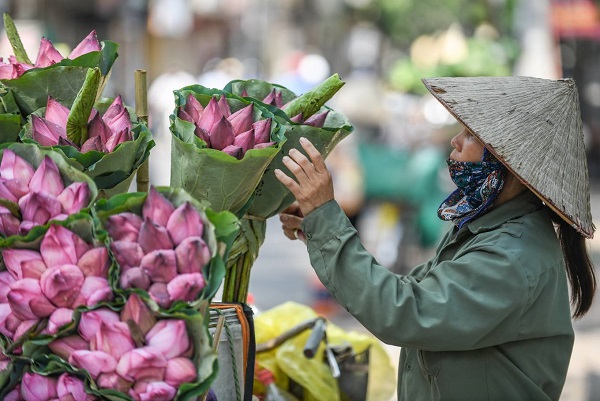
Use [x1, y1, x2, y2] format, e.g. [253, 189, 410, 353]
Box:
[274, 76, 596, 401]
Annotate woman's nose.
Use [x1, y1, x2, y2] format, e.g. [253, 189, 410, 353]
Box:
[450, 134, 461, 150]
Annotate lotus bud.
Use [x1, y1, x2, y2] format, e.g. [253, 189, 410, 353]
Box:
[18, 192, 63, 226]
[183, 94, 204, 122]
[5, 312, 21, 335]
[175, 236, 211, 275]
[252, 118, 272, 144]
[80, 135, 103, 153]
[131, 381, 176, 401]
[31, 114, 66, 146]
[69, 30, 101, 59]
[117, 346, 168, 383]
[106, 212, 143, 242]
[4, 388, 21, 401]
[111, 241, 144, 271]
[146, 319, 191, 359]
[222, 145, 243, 159]
[22, 258, 48, 280]
[195, 126, 211, 145]
[304, 110, 330, 127]
[210, 116, 236, 151]
[228, 103, 254, 134]
[0, 303, 16, 338]
[119, 267, 151, 290]
[8, 278, 54, 320]
[78, 276, 113, 307]
[178, 108, 194, 124]
[4, 178, 29, 199]
[138, 219, 174, 254]
[47, 308, 74, 335]
[0, 271, 16, 302]
[29, 156, 65, 196]
[166, 202, 204, 246]
[22, 372, 58, 401]
[167, 273, 205, 303]
[1, 149, 35, 184]
[254, 141, 276, 149]
[44, 96, 70, 127]
[40, 264, 85, 308]
[49, 335, 89, 360]
[13, 319, 37, 341]
[263, 88, 277, 105]
[35, 37, 63, 68]
[233, 128, 255, 153]
[97, 372, 133, 393]
[45, 97, 70, 127]
[197, 96, 221, 132]
[290, 113, 303, 123]
[86, 112, 110, 143]
[165, 357, 197, 387]
[58, 136, 78, 147]
[0, 207, 20, 236]
[0, 63, 16, 80]
[148, 283, 171, 309]
[121, 293, 156, 336]
[140, 249, 177, 283]
[0, 180, 18, 202]
[143, 187, 175, 228]
[91, 321, 136, 360]
[105, 128, 133, 153]
[69, 350, 118, 379]
[217, 94, 231, 117]
[78, 309, 120, 341]
[57, 182, 91, 215]
[102, 96, 132, 135]
[57, 373, 92, 401]
[3, 249, 44, 280]
[41, 225, 90, 267]
[77, 247, 109, 278]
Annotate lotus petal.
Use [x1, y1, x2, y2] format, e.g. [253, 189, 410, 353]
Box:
[0, 149, 35, 184]
[77, 246, 109, 277]
[45, 97, 70, 127]
[0, 206, 20, 236]
[183, 93, 203, 122]
[7, 278, 53, 320]
[148, 283, 171, 309]
[252, 118, 272, 144]
[196, 96, 221, 132]
[29, 156, 64, 196]
[304, 110, 330, 127]
[106, 212, 143, 242]
[78, 309, 120, 342]
[120, 293, 156, 337]
[146, 319, 191, 359]
[69, 30, 101, 59]
[69, 350, 118, 379]
[91, 320, 136, 360]
[110, 241, 144, 271]
[209, 116, 235, 150]
[142, 187, 175, 228]
[119, 266, 151, 290]
[167, 273, 205, 303]
[140, 249, 177, 283]
[87, 112, 111, 144]
[102, 95, 132, 135]
[138, 219, 174, 254]
[228, 103, 253, 134]
[233, 128, 255, 153]
[34, 37, 63, 68]
[116, 346, 167, 382]
[46, 308, 74, 335]
[165, 357, 197, 387]
[104, 128, 132, 153]
[31, 114, 66, 146]
[40, 264, 85, 308]
[22, 372, 58, 401]
[79, 276, 113, 306]
[19, 192, 62, 226]
[222, 145, 243, 159]
[165, 202, 203, 246]
[175, 236, 211, 274]
[217, 94, 231, 117]
[40, 225, 90, 267]
[290, 113, 303, 123]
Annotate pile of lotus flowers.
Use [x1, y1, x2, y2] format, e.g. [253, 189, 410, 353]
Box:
[178, 93, 275, 159]
[0, 148, 95, 237]
[105, 187, 212, 309]
[4, 372, 96, 401]
[47, 294, 198, 400]
[0, 30, 101, 80]
[0, 224, 111, 344]
[31, 95, 133, 153]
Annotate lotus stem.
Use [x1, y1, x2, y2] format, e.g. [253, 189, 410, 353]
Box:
[135, 69, 150, 192]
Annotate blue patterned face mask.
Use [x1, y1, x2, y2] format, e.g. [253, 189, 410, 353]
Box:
[438, 148, 507, 229]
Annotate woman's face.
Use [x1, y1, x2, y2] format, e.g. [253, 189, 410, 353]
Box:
[450, 128, 485, 162]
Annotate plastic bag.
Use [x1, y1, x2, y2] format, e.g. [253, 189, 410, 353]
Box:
[254, 302, 396, 401]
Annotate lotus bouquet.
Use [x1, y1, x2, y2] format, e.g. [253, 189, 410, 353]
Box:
[4, 372, 96, 401]
[19, 68, 154, 197]
[0, 144, 97, 238]
[0, 13, 118, 116]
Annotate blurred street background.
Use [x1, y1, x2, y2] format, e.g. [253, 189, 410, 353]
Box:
[2, 0, 600, 399]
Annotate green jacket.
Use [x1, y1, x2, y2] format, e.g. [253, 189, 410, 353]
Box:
[301, 190, 574, 401]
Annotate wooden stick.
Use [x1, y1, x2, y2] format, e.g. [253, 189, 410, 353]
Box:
[134, 69, 150, 192]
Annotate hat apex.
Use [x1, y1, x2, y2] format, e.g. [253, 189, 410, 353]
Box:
[423, 76, 594, 238]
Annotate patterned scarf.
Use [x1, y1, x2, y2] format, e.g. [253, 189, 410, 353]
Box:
[437, 148, 507, 229]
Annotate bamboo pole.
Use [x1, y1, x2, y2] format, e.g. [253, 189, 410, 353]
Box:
[135, 69, 150, 192]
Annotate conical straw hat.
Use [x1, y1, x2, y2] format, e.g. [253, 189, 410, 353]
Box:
[422, 76, 594, 238]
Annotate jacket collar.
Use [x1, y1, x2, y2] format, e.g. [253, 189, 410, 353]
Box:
[464, 190, 544, 235]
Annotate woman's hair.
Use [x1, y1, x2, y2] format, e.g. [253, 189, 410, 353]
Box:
[551, 212, 597, 318]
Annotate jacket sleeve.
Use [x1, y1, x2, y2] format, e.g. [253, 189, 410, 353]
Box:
[301, 200, 529, 352]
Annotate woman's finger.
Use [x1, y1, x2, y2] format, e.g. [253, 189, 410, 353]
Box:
[300, 137, 327, 174]
[288, 148, 315, 178]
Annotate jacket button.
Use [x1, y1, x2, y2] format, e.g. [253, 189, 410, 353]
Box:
[306, 233, 312, 240]
[406, 363, 412, 371]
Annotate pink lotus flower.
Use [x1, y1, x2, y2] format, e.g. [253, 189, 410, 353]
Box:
[21, 372, 58, 401]
[0, 271, 16, 302]
[91, 321, 136, 360]
[69, 31, 101, 59]
[140, 250, 177, 284]
[40, 264, 85, 308]
[78, 309, 120, 341]
[120, 293, 156, 337]
[48, 335, 89, 360]
[148, 283, 171, 309]
[57, 373, 96, 401]
[106, 212, 143, 242]
[7, 278, 55, 320]
[76, 247, 109, 277]
[57, 182, 91, 215]
[178, 94, 274, 159]
[0, 207, 20, 236]
[69, 350, 118, 379]
[4, 387, 21, 401]
[110, 241, 144, 271]
[175, 237, 211, 275]
[166, 202, 204, 246]
[0, 150, 35, 184]
[76, 276, 113, 307]
[46, 308, 74, 335]
[167, 273, 205, 303]
[0, 303, 16, 338]
[138, 219, 173, 254]
[146, 319, 191, 359]
[31, 96, 133, 153]
[116, 346, 168, 382]
[97, 372, 133, 394]
[2, 249, 44, 280]
[29, 156, 64, 196]
[143, 187, 175, 228]
[120, 267, 151, 291]
[165, 357, 197, 387]
[40, 225, 90, 267]
[13, 319, 37, 341]
[130, 381, 177, 401]
[18, 191, 62, 228]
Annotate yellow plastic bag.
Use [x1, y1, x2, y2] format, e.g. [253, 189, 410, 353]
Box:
[254, 302, 396, 401]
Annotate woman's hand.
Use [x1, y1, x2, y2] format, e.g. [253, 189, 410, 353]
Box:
[275, 137, 335, 218]
[279, 202, 305, 241]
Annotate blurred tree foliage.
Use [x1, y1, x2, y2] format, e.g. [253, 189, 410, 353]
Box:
[352, 0, 520, 94]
